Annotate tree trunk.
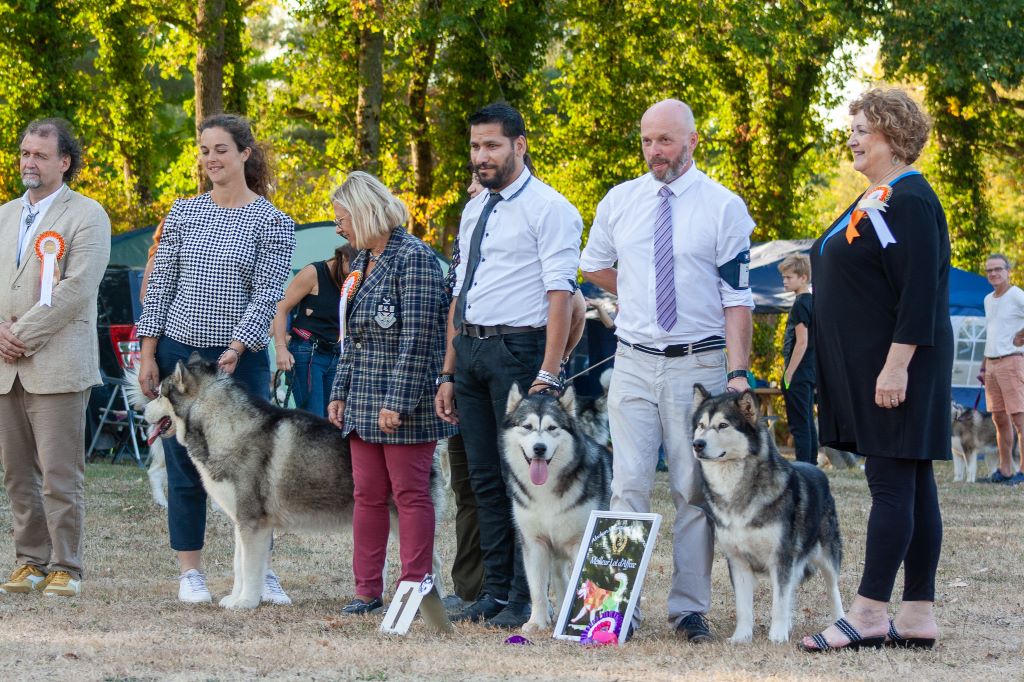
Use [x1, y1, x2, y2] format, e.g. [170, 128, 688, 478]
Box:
[355, 1, 384, 175]
[194, 0, 227, 191]
[408, 0, 440, 237]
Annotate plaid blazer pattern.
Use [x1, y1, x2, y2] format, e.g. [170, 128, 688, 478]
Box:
[330, 227, 456, 444]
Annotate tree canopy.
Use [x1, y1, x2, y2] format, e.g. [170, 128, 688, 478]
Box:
[1, 0, 1021, 270]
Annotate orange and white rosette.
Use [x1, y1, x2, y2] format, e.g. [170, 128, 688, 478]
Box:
[338, 270, 363, 353]
[846, 185, 896, 248]
[34, 231, 66, 307]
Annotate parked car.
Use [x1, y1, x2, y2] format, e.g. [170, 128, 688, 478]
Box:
[96, 264, 144, 376]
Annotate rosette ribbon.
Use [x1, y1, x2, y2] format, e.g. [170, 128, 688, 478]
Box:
[846, 185, 896, 248]
[580, 610, 625, 647]
[338, 270, 363, 353]
[34, 231, 66, 307]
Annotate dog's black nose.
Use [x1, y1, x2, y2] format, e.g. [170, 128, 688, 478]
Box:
[692, 439, 706, 454]
[532, 443, 547, 456]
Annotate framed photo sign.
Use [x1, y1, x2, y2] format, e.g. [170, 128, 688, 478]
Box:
[553, 511, 661, 645]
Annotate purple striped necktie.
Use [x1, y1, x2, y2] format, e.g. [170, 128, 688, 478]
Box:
[653, 185, 677, 331]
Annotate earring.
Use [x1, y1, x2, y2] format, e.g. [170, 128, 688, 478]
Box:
[892, 154, 901, 165]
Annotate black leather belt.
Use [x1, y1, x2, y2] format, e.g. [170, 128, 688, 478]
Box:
[987, 353, 1023, 361]
[460, 324, 544, 339]
[619, 336, 726, 357]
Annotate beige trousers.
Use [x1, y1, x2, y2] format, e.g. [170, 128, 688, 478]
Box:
[0, 377, 90, 579]
[607, 342, 726, 625]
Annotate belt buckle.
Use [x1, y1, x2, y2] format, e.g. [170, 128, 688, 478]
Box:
[686, 342, 694, 356]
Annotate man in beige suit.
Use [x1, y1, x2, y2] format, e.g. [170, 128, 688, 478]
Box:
[0, 119, 110, 597]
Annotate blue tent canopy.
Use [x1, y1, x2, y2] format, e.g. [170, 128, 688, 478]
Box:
[749, 239, 989, 317]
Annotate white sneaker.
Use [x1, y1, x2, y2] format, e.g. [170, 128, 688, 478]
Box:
[178, 569, 213, 603]
[261, 570, 292, 605]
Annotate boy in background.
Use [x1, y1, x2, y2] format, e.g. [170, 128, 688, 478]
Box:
[779, 254, 818, 464]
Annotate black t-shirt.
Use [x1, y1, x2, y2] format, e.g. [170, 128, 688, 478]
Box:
[783, 292, 814, 383]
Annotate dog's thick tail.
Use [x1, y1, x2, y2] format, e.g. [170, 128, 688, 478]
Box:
[122, 367, 151, 410]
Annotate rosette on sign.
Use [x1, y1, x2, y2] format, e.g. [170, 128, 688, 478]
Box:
[338, 270, 363, 353]
[845, 185, 896, 248]
[580, 610, 624, 646]
[34, 231, 66, 307]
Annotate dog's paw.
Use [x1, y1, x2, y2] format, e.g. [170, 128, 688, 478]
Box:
[522, 619, 550, 634]
[727, 631, 753, 644]
[767, 626, 791, 644]
[219, 594, 260, 610]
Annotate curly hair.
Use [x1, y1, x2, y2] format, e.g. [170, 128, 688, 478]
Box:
[849, 89, 931, 165]
[198, 113, 274, 197]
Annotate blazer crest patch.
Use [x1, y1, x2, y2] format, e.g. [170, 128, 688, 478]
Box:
[374, 295, 398, 329]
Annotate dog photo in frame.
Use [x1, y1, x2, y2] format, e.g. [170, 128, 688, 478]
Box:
[553, 510, 661, 645]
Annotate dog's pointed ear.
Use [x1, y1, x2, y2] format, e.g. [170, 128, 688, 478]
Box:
[187, 351, 217, 376]
[737, 390, 760, 425]
[506, 382, 524, 414]
[558, 385, 577, 416]
[171, 360, 188, 391]
[693, 383, 711, 406]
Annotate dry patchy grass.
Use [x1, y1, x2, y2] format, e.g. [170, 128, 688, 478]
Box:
[1, 458, 1022, 681]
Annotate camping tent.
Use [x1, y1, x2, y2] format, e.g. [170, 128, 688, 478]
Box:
[749, 239, 990, 409]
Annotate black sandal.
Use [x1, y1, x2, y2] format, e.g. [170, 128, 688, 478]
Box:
[799, 617, 886, 653]
[885, 619, 936, 649]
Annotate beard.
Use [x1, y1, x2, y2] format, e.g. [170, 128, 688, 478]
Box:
[475, 152, 518, 190]
[647, 146, 692, 183]
[21, 173, 41, 190]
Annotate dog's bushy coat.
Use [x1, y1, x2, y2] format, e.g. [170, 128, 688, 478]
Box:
[127, 353, 442, 609]
[501, 384, 612, 633]
[691, 385, 844, 643]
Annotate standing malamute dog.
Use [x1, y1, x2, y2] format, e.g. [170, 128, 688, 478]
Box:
[127, 352, 442, 609]
[501, 384, 612, 633]
[691, 385, 844, 643]
[950, 402, 1019, 483]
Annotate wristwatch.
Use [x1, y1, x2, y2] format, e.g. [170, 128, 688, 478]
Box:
[726, 369, 749, 382]
[435, 373, 455, 387]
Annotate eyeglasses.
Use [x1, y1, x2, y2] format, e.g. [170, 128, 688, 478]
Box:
[985, 267, 1007, 273]
[334, 216, 349, 227]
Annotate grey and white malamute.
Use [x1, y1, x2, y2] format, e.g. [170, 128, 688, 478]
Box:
[691, 385, 844, 643]
[127, 353, 441, 609]
[501, 384, 612, 633]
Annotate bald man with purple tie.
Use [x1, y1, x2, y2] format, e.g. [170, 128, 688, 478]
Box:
[581, 99, 755, 642]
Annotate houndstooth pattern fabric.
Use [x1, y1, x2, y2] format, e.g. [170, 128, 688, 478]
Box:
[136, 193, 295, 351]
[331, 227, 457, 444]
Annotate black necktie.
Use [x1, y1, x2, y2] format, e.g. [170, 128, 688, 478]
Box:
[453, 191, 502, 329]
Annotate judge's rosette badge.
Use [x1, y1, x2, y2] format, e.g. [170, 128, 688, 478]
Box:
[34, 231, 66, 307]
[337, 270, 363, 354]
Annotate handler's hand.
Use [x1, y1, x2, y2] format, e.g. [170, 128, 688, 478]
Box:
[218, 347, 242, 375]
[1014, 329, 1024, 347]
[875, 364, 908, 409]
[379, 408, 402, 435]
[328, 400, 345, 429]
[727, 376, 749, 393]
[0, 322, 26, 363]
[275, 348, 294, 371]
[434, 383, 458, 425]
[139, 354, 161, 399]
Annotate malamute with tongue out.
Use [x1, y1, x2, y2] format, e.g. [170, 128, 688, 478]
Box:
[501, 383, 613, 633]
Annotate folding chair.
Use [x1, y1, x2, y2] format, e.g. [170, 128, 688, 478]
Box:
[86, 325, 147, 467]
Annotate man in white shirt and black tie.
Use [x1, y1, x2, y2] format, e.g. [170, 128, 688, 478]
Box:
[581, 99, 755, 642]
[435, 102, 582, 629]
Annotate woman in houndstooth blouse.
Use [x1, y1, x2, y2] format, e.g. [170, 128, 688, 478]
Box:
[136, 114, 296, 606]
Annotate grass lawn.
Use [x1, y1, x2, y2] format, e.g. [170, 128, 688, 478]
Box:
[1, 456, 1022, 681]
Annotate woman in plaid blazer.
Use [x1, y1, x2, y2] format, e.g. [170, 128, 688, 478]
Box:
[327, 172, 456, 615]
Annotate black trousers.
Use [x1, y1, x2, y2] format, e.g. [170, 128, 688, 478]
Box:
[453, 330, 545, 605]
[858, 456, 942, 602]
[783, 379, 818, 464]
[447, 432, 484, 601]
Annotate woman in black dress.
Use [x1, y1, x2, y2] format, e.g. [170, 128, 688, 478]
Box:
[800, 89, 951, 652]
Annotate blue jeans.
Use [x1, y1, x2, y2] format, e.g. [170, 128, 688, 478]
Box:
[155, 336, 270, 551]
[288, 339, 338, 419]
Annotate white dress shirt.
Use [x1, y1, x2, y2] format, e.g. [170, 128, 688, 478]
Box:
[984, 285, 1024, 358]
[17, 184, 66, 265]
[453, 167, 582, 328]
[580, 165, 755, 347]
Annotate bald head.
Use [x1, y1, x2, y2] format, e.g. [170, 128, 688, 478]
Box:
[640, 99, 698, 183]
